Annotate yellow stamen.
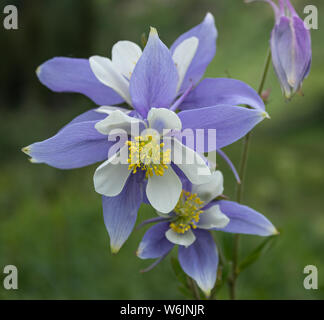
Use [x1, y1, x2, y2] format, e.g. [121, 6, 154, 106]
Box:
[126, 134, 171, 178]
[170, 191, 205, 234]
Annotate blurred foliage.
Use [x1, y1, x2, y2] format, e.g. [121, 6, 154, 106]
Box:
[0, 0, 324, 299]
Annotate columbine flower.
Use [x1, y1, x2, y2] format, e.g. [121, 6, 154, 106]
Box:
[136, 171, 278, 296]
[23, 16, 269, 253]
[247, 0, 312, 98]
[36, 12, 268, 178]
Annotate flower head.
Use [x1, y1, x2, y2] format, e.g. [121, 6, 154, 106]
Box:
[137, 171, 278, 296]
[24, 13, 269, 253]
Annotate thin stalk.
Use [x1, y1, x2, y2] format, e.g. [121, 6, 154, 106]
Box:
[187, 276, 201, 300]
[229, 49, 272, 300]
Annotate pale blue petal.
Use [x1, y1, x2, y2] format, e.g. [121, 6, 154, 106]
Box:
[102, 175, 144, 253]
[178, 105, 267, 151]
[23, 111, 111, 169]
[37, 57, 124, 105]
[129, 29, 178, 117]
[137, 222, 174, 259]
[170, 13, 217, 92]
[178, 229, 218, 296]
[214, 200, 278, 236]
[180, 78, 265, 111]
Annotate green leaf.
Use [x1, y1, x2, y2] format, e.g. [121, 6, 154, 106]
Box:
[238, 234, 278, 273]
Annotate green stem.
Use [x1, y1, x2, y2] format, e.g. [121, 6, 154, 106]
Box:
[187, 276, 201, 300]
[229, 49, 272, 300]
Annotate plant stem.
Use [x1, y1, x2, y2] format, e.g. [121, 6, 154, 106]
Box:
[187, 276, 201, 300]
[229, 49, 272, 300]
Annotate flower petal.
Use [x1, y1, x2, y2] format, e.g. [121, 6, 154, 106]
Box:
[170, 13, 217, 92]
[22, 113, 111, 169]
[198, 204, 229, 229]
[165, 229, 196, 247]
[180, 78, 265, 111]
[146, 165, 182, 213]
[178, 105, 268, 151]
[215, 200, 278, 236]
[102, 174, 143, 253]
[129, 27, 178, 117]
[178, 229, 218, 296]
[112, 40, 142, 80]
[172, 37, 199, 93]
[192, 170, 224, 204]
[89, 55, 132, 105]
[95, 110, 145, 135]
[147, 108, 182, 132]
[215, 149, 241, 184]
[137, 222, 174, 259]
[36, 57, 124, 105]
[93, 146, 131, 197]
[172, 138, 211, 184]
[95, 105, 131, 115]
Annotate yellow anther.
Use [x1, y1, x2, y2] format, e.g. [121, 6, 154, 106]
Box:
[127, 134, 171, 178]
[170, 191, 205, 234]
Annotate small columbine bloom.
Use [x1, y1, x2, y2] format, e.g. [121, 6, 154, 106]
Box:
[248, 0, 311, 98]
[24, 14, 269, 253]
[137, 171, 278, 296]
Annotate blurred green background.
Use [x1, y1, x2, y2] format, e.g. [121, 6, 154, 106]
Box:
[0, 0, 323, 299]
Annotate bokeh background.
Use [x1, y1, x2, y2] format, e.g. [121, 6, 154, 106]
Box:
[1, 0, 323, 299]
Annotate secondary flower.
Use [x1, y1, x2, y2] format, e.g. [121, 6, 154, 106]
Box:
[248, 0, 312, 98]
[137, 171, 278, 296]
[24, 15, 269, 253]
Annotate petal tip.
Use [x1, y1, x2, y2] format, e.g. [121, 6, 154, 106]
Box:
[149, 26, 158, 37]
[205, 12, 214, 22]
[21, 146, 30, 155]
[110, 244, 121, 254]
[136, 245, 143, 257]
[35, 65, 41, 76]
[271, 227, 280, 235]
[262, 111, 271, 119]
[202, 288, 211, 298]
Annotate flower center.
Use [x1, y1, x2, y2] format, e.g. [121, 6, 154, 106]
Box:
[126, 134, 171, 178]
[170, 191, 205, 234]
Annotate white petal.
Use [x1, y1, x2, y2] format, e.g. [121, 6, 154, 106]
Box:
[112, 41, 142, 80]
[172, 37, 199, 92]
[192, 170, 224, 204]
[198, 205, 229, 229]
[147, 108, 182, 133]
[89, 55, 132, 105]
[165, 228, 196, 247]
[172, 138, 211, 184]
[93, 147, 131, 197]
[95, 106, 131, 115]
[156, 211, 172, 218]
[146, 166, 182, 213]
[95, 110, 145, 135]
[206, 151, 217, 171]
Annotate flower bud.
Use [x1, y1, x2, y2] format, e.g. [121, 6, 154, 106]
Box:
[248, 0, 312, 99]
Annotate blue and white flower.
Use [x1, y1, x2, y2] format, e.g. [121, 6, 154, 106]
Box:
[137, 171, 278, 296]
